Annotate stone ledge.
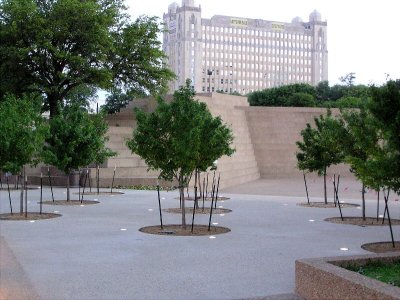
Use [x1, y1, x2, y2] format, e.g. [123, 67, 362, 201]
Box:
[295, 252, 400, 300]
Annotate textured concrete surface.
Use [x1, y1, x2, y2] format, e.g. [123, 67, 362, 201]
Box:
[1, 177, 399, 300]
[296, 253, 400, 300]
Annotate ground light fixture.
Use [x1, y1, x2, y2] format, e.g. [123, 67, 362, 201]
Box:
[209, 236, 216, 239]
[340, 247, 349, 251]
[309, 219, 315, 222]
[120, 228, 127, 231]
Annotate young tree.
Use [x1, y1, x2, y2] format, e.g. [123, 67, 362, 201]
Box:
[0, 0, 174, 117]
[296, 110, 346, 204]
[42, 104, 114, 200]
[0, 94, 48, 174]
[339, 108, 381, 219]
[127, 80, 234, 228]
[368, 80, 400, 193]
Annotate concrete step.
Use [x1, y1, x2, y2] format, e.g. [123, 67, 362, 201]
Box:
[107, 126, 134, 135]
[105, 157, 148, 168]
[89, 167, 159, 178]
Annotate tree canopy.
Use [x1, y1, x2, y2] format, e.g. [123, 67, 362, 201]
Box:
[0, 93, 48, 174]
[127, 80, 235, 227]
[42, 103, 114, 199]
[296, 110, 346, 203]
[248, 78, 370, 108]
[0, 0, 175, 117]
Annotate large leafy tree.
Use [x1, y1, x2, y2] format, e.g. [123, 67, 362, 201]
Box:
[42, 104, 114, 200]
[0, 94, 48, 174]
[127, 80, 235, 228]
[296, 110, 346, 204]
[0, 0, 174, 117]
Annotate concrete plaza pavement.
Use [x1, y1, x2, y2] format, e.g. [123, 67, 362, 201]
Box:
[1, 176, 399, 300]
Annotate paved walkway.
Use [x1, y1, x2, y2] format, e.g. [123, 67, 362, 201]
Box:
[1, 177, 399, 300]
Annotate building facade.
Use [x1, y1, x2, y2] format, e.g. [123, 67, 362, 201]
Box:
[163, 0, 328, 94]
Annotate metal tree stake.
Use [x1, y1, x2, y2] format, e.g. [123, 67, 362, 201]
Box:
[157, 179, 163, 229]
[383, 190, 395, 247]
[191, 170, 198, 233]
[24, 175, 28, 218]
[40, 173, 43, 214]
[111, 165, 116, 194]
[81, 170, 88, 203]
[214, 173, 221, 209]
[333, 177, 343, 221]
[303, 171, 310, 205]
[208, 184, 216, 231]
[96, 165, 100, 194]
[6, 174, 13, 215]
[376, 189, 380, 221]
[48, 167, 54, 202]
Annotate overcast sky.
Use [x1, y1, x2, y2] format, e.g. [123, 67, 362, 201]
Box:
[125, 0, 400, 86]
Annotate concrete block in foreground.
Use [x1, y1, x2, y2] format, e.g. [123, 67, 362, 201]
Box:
[295, 252, 400, 300]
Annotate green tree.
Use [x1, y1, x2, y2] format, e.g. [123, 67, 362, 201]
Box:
[127, 80, 235, 228]
[367, 80, 400, 193]
[42, 104, 114, 200]
[248, 83, 316, 106]
[296, 110, 346, 204]
[286, 92, 316, 107]
[0, 94, 48, 174]
[339, 108, 381, 219]
[0, 0, 174, 117]
[101, 88, 140, 114]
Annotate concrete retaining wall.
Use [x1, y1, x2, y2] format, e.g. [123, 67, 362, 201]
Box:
[101, 94, 352, 189]
[296, 253, 400, 300]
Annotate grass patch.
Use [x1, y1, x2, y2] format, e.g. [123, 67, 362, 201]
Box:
[346, 260, 400, 287]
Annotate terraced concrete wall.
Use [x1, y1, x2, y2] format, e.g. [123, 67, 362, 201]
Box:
[102, 94, 350, 189]
[241, 106, 351, 179]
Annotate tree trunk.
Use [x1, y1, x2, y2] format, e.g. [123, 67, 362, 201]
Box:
[48, 93, 60, 119]
[323, 167, 327, 204]
[362, 183, 366, 221]
[179, 174, 186, 229]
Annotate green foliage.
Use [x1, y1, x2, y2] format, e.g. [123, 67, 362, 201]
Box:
[338, 109, 380, 188]
[0, 94, 48, 173]
[248, 83, 316, 106]
[127, 80, 234, 226]
[296, 110, 346, 175]
[101, 88, 136, 114]
[42, 104, 114, 174]
[0, 0, 174, 117]
[127, 80, 235, 183]
[321, 96, 370, 109]
[286, 92, 316, 107]
[367, 80, 400, 192]
[248, 81, 369, 107]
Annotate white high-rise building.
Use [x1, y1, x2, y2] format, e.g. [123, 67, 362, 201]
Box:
[163, 0, 328, 94]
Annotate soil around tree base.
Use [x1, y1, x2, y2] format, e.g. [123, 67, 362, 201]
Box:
[297, 202, 360, 208]
[73, 192, 124, 196]
[139, 224, 231, 236]
[163, 207, 232, 214]
[361, 241, 400, 253]
[0, 212, 62, 221]
[325, 217, 400, 226]
[176, 196, 230, 201]
[41, 200, 99, 205]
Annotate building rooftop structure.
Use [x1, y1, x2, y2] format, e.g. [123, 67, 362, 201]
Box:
[163, 1, 328, 94]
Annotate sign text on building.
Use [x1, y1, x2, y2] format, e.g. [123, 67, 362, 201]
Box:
[271, 23, 285, 31]
[230, 18, 248, 27]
